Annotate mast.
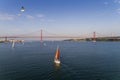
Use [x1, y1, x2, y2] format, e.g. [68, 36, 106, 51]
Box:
[40, 29, 42, 43]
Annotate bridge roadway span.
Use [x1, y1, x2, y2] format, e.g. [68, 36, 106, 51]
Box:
[0, 36, 84, 39]
[0, 36, 120, 39]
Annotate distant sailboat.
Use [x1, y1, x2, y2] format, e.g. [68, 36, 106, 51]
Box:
[12, 41, 15, 48]
[22, 42, 24, 45]
[21, 6, 25, 12]
[43, 43, 46, 46]
[54, 46, 60, 64]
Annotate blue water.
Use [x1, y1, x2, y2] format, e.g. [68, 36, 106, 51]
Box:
[0, 41, 120, 80]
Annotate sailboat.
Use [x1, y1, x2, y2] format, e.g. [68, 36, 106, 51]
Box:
[54, 46, 60, 64]
[21, 6, 25, 12]
[12, 41, 15, 48]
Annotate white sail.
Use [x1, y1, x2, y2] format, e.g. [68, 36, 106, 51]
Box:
[12, 42, 15, 48]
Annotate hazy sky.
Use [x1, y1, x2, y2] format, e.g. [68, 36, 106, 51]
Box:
[0, 0, 120, 36]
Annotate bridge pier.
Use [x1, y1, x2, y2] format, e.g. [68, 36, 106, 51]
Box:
[93, 32, 96, 42]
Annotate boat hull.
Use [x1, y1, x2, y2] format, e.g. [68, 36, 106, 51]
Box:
[54, 60, 60, 64]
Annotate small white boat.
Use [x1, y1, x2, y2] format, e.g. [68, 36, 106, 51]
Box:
[21, 6, 25, 12]
[54, 46, 60, 64]
[12, 41, 15, 48]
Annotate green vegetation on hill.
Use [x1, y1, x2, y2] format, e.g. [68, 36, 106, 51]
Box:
[64, 37, 120, 42]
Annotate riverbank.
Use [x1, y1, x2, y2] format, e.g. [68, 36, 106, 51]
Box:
[64, 37, 120, 42]
[0, 41, 4, 43]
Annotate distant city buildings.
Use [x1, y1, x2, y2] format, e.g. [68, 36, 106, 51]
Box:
[0, 39, 24, 43]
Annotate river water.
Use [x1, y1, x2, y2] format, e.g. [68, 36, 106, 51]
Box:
[0, 41, 120, 80]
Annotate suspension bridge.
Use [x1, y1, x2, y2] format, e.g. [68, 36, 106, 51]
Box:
[0, 30, 120, 42]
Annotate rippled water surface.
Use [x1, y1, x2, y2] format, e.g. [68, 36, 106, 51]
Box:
[0, 41, 120, 80]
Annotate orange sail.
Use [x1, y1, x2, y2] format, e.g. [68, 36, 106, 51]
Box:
[55, 48, 60, 60]
[54, 47, 60, 64]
